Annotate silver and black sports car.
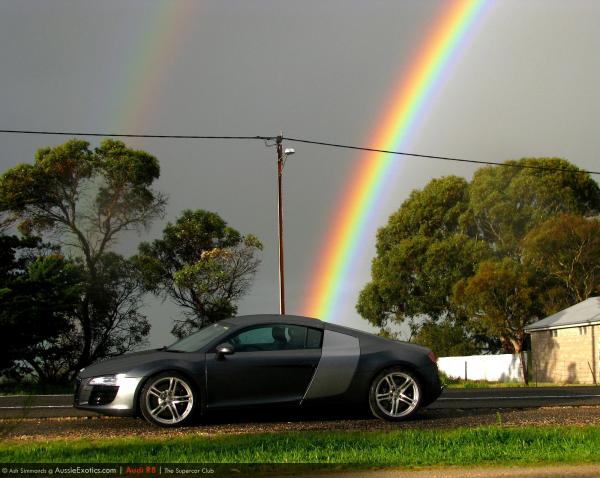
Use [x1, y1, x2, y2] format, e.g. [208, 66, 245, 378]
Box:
[75, 314, 442, 427]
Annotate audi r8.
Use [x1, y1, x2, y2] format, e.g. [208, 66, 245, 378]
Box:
[74, 314, 442, 427]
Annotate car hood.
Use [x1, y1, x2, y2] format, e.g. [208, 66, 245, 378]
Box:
[78, 350, 182, 379]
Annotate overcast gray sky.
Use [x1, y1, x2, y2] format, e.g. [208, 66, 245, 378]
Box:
[1, 0, 599, 347]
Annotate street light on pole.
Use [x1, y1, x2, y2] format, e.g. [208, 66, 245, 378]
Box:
[275, 134, 294, 315]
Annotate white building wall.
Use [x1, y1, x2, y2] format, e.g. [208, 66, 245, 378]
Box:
[438, 353, 526, 382]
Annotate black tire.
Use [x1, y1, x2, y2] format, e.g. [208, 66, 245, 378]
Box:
[139, 371, 198, 427]
[368, 367, 422, 421]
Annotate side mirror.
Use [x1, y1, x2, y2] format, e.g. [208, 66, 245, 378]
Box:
[216, 342, 235, 357]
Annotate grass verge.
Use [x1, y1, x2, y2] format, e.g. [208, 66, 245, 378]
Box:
[2, 426, 600, 467]
[0, 382, 73, 396]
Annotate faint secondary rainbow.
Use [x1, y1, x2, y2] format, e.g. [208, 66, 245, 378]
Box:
[100, 2, 194, 133]
[302, 0, 490, 322]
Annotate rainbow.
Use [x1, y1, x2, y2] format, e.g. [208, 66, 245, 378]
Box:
[302, 0, 490, 322]
[100, 3, 193, 133]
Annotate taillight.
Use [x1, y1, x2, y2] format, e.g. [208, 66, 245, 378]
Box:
[427, 351, 438, 364]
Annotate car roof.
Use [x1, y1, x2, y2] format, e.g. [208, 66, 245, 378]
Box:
[221, 314, 325, 329]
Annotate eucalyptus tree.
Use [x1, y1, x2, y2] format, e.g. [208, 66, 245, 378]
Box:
[358, 158, 600, 362]
[0, 139, 166, 374]
[135, 209, 262, 338]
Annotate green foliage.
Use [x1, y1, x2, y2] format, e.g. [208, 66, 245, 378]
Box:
[412, 318, 489, 357]
[357, 158, 600, 357]
[376, 176, 470, 246]
[0, 139, 165, 258]
[135, 210, 262, 338]
[82, 253, 151, 358]
[453, 258, 545, 354]
[522, 213, 600, 304]
[0, 139, 165, 380]
[0, 235, 82, 383]
[357, 176, 492, 339]
[468, 158, 600, 253]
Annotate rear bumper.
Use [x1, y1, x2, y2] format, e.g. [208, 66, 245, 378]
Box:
[74, 376, 143, 417]
[419, 363, 443, 407]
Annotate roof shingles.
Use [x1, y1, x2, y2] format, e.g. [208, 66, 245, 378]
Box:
[524, 297, 600, 332]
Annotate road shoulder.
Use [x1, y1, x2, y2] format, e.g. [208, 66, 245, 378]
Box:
[301, 464, 600, 478]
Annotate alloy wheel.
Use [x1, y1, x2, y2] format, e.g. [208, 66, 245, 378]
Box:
[374, 371, 420, 418]
[144, 376, 194, 425]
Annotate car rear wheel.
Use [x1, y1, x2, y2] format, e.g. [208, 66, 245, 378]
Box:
[369, 367, 422, 421]
[140, 372, 197, 427]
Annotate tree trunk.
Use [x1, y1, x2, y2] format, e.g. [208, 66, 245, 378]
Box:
[26, 358, 47, 385]
[75, 294, 92, 372]
[520, 349, 529, 385]
[512, 340, 529, 385]
[77, 263, 100, 371]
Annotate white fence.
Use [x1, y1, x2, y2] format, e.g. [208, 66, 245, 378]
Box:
[438, 353, 526, 382]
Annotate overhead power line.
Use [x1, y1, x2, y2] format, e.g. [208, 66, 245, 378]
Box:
[283, 137, 600, 176]
[0, 128, 598, 176]
[0, 129, 274, 141]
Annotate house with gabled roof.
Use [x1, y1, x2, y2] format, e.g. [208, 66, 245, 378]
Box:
[525, 297, 600, 384]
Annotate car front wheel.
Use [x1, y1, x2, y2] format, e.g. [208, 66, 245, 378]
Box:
[139, 372, 197, 427]
[369, 367, 422, 421]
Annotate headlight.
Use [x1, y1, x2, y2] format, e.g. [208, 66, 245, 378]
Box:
[89, 374, 126, 386]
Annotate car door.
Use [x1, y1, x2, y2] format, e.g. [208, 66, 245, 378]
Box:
[205, 324, 323, 408]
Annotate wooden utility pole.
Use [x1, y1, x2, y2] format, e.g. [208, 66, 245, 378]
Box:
[276, 134, 285, 315]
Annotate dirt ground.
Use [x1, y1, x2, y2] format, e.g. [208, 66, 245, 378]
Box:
[2, 406, 600, 441]
[301, 464, 600, 478]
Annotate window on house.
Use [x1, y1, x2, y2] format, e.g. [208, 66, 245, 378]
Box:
[579, 326, 587, 336]
[551, 329, 558, 337]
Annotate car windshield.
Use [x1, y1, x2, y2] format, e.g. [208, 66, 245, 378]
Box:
[166, 323, 230, 352]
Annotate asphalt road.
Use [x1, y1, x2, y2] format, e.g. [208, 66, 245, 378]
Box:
[432, 385, 600, 409]
[1, 386, 600, 418]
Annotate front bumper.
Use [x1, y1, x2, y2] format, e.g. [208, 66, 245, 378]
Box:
[74, 376, 144, 416]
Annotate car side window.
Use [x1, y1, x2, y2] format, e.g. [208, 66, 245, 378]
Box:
[232, 327, 274, 348]
[229, 325, 322, 352]
[306, 328, 323, 349]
